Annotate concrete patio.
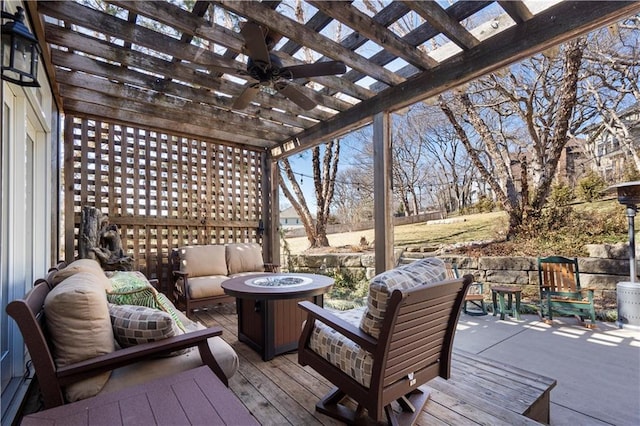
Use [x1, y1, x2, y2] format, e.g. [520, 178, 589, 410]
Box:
[454, 313, 640, 426]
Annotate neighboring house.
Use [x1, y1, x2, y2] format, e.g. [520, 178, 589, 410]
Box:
[556, 137, 591, 186]
[279, 206, 304, 229]
[590, 104, 640, 182]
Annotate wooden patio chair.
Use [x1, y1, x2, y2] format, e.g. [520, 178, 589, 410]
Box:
[298, 270, 471, 425]
[446, 263, 487, 316]
[538, 256, 596, 328]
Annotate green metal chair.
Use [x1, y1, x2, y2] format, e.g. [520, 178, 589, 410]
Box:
[537, 256, 596, 328]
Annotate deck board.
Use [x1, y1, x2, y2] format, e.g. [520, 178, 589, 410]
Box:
[194, 304, 555, 425]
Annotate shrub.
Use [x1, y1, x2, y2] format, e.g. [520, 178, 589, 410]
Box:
[548, 182, 575, 207]
[475, 195, 495, 213]
[577, 171, 607, 202]
[326, 268, 368, 309]
[623, 161, 640, 182]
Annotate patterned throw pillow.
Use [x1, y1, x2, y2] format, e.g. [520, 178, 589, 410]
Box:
[109, 304, 177, 347]
[107, 271, 185, 332]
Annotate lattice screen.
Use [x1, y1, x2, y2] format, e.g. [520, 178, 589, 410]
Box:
[64, 116, 264, 289]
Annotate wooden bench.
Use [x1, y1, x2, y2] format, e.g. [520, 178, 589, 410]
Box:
[428, 350, 556, 424]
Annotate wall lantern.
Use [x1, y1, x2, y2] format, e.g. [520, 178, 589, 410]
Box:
[2, 6, 41, 87]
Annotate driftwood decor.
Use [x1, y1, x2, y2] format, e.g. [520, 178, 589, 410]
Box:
[79, 206, 133, 271]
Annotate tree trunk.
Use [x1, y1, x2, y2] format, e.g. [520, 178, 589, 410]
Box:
[279, 141, 340, 249]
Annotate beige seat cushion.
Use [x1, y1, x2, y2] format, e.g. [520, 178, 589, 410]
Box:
[309, 306, 373, 387]
[100, 314, 239, 395]
[44, 272, 116, 402]
[226, 243, 264, 275]
[178, 245, 227, 277]
[51, 258, 111, 290]
[185, 275, 229, 299]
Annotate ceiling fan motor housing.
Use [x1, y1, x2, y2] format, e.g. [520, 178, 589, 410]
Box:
[247, 54, 284, 82]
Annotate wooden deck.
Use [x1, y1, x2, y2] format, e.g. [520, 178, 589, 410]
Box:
[194, 304, 556, 426]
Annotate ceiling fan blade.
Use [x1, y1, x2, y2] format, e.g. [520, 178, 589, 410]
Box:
[280, 61, 347, 79]
[275, 83, 316, 110]
[233, 84, 259, 109]
[241, 23, 271, 65]
[191, 64, 248, 77]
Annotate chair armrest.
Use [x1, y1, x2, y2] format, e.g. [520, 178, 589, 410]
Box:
[148, 278, 159, 290]
[57, 327, 225, 384]
[298, 301, 377, 353]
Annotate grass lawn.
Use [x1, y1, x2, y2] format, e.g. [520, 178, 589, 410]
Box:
[283, 198, 627, 256]
[284, 211, 507, 255]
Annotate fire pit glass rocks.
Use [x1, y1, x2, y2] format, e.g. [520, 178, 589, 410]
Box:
[245, 275, 313, 288]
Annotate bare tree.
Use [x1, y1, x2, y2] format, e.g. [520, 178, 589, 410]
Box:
[331, 127, 376, 226]
[279, 141, 340, 248]
[392, 116, 430, 215]
[403, 105, 477, 212]
[333, 168, 374, 228]
[439, 38, 587, 238]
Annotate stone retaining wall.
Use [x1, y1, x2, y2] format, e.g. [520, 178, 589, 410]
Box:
[286, 246, 633, 312]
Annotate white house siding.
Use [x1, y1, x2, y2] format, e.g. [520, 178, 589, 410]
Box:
[1, 1, 57, 420]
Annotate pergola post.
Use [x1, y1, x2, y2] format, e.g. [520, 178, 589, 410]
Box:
[373, 112, 394, 274]
[63, 115, 75, 263]
[262, 151, 280, 266]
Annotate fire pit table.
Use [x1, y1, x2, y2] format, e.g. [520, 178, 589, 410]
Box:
[222, 273, 333, 360]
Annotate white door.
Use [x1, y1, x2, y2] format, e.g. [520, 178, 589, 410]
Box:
[1, 81, 49, 416]
[1, 89, 15, 393]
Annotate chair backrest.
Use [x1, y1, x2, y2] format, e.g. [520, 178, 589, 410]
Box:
[371, 276, 471, 400]
[538, 256, 581, 293]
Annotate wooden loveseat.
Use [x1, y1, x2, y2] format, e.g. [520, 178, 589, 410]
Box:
[170, 242, 278, 316]
[6, 259, 239, 409]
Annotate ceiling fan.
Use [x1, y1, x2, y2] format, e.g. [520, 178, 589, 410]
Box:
[232, 23, 347, 110]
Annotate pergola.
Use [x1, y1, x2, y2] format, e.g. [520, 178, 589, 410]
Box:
[26, 0, 640, 287]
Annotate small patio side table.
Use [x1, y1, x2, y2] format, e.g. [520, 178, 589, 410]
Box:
[491, 286, 522, 320]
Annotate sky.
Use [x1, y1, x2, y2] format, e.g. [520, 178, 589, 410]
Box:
[278, 132, 367, 215]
